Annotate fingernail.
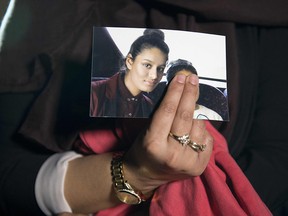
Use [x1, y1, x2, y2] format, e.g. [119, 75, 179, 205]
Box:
[176, 74, 186, 83]
[189, 74, 198, 85]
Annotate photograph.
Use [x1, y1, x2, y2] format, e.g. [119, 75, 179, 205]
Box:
[2, 2, 285, 215]
[90, 27, 228, 120]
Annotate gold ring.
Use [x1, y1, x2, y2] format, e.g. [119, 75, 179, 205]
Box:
[188, 141, 206, 153]
[169, 132, 191, 146]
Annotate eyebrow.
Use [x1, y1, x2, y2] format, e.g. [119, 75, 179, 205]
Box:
[143, 59, 166, 67]
[143, 59, 153, 62]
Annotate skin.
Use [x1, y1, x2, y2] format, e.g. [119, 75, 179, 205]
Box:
[124, 47, 167, 96]
[174, 69, 200, 107]
[62, 74, 213, 215]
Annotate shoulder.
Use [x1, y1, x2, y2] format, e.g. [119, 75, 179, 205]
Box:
[91, 78, 108, 88]
[91, 73, 120, 90]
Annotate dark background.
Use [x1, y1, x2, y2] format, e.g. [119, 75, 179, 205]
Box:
[1, 1, 288, 215]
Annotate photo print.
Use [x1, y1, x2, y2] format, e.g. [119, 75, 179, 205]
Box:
[90, 27, 229, 121]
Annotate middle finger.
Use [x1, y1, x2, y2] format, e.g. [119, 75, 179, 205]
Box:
[169, 74, 199, 137]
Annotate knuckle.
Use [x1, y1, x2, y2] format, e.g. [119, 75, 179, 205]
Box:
[164, 153, 177, 168]
[163, 151, 181, 171]
[205, 132, 214, 146]
[162, 102, 177, 114]
[194, 120, 206, 130]
[179, 110, 193, 122]
[144, 137, 160, 155]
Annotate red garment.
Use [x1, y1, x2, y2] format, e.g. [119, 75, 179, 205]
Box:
[79, 121, 272, 216]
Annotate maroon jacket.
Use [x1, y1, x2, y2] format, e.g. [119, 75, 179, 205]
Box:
[90, 72, 154, 118]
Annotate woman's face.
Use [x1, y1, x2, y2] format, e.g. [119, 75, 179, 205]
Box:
[125, 47, 167, 96]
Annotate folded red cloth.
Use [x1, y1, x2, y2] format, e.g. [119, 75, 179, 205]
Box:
[79, 121, 272, 216]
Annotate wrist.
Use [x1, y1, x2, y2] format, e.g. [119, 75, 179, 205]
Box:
[111, 152, 153, 205]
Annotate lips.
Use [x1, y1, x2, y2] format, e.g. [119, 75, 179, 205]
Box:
[145, 80, 157, 86]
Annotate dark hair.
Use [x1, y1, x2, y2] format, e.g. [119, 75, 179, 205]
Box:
[128, 29, 169, 61]
[166, 59, 198, 82]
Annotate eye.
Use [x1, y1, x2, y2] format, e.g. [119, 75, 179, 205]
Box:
[157, 67, 165, 73]
[143, 63, 152, 69]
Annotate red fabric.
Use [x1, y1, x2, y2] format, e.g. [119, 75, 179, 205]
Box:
[79, 121, 272, 216]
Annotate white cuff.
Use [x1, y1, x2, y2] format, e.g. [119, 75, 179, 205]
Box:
[35, 151, 83, 215]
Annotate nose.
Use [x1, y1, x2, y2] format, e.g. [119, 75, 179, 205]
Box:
[149, 67, 157, 79]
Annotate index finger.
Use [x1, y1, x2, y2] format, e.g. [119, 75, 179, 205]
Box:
[149, 74, 198, 138]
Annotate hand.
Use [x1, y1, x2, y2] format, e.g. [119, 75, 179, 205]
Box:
[124, 74, 213, 192]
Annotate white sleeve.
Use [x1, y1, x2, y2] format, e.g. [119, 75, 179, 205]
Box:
[35, 151, 83, 215]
